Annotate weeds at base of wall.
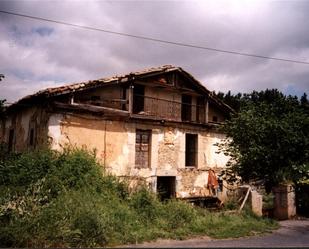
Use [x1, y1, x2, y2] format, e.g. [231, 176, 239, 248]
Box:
[0, 146, 278, 247]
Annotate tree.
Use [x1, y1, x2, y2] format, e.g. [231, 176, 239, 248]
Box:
[215, 90, 243, 112]
[0, 74, 6, 118]
[219, 89, 309, 192]
[300, 93, 309, 114]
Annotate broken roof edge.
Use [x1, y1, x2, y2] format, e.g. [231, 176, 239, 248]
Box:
[6, 64, 234, 114]
[7, 65, 175, 107]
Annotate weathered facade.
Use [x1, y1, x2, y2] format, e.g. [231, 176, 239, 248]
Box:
[0, 65, 233, 200]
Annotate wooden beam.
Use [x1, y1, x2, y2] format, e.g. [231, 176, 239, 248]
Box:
[53, 101, 130, 117]
[128, 85, 134, 114]
[205, 99, 209, 123]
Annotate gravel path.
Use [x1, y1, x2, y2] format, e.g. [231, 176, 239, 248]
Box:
[122, 219, 309, 248]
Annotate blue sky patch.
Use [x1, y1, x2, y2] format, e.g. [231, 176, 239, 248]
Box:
[9, 69, 34, 79]
[38, 75, 66, 83]
[33, 26, 54, 37]
[284, 85, 305, 98]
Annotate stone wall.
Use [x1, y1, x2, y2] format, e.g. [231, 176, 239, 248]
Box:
[0, 107, 49, 151]
[47, 113, 229, 198]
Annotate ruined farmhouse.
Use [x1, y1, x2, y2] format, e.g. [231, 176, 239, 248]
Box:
[0, 65, 233, 200]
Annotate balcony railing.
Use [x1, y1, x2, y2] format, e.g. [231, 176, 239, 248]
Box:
[133, 95, 206, 124]
[74, 95, 210, 124]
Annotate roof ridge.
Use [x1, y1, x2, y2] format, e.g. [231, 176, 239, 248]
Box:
[11, 65, 179, 104]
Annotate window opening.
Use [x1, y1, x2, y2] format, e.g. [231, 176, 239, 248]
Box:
[181, 95, 192, 121]
[196, 97, 205, 123]
[29, 128, 35, 146]
[91, 95, 100, 101]
[166, 73, 176, 86]
[133, 85, 145, 114]
[121, 87, 127, 110]
[185, 133, 197, 167]
[135, 129, 151, 168]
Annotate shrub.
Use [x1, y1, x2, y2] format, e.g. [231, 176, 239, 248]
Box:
[0, 147, 278, 247]
[130, 187, 161, 222]
[163, 200, 197, 229]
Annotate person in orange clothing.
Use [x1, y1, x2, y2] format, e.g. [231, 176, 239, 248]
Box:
[207, 169, 219, 196]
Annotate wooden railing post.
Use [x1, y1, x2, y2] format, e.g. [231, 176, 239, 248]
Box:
[128, 85, 134, 114]
[205, 99, 209, 123]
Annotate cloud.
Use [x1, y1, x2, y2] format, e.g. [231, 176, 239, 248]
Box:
[0, 0, 308, 103]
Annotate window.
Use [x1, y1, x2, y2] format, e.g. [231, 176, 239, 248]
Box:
[133, 85, 145, 114]
[121, 87, 127, 111]
[135, 129, 151, 168]
[91, 95, 100, 101]
[29, 128, 35, 146]
[185, 133, 197, 167]
[8, 129, 15, 152]
[166, 73, 177, 86]
[28, 121, 37, 148]
[181, 95, 192, 121]
[196, 97, 205, 123]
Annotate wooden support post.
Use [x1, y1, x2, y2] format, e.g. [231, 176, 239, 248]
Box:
[128, 85, 134, 114]
[205, 99, 209, 123]
[239, 186, 251, 212]
[70, 94, 74, 105]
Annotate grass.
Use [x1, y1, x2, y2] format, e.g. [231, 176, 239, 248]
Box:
[0, 147, 278, 247]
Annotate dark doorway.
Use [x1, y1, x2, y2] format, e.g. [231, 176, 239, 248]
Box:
[133, 85, 145, 114]
[181, 95, 192, 121]
[157, 176, 176, 201]
[296, 183, 309, 217]
[185, 133, 197, 167]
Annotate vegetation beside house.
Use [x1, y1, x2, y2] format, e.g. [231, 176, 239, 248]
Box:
[0, 147, 277, 248]
[217, 89, 309, 189]
[216, 89, 309, 217]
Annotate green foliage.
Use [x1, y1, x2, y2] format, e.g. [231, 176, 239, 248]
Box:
[0, 98, 6, 118]
[263, 193, 274, 209]
[215, 90, 243, 112]
[130, 187, 160, 222]
[0, 148, 278, 247]
[162, 200, 197, 229]
[219, 89, 309, 191]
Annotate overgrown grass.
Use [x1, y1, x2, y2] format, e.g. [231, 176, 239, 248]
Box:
[0, 148, 278, 247]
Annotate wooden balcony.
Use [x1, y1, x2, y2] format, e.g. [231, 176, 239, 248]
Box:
[132, 95, 207, 124]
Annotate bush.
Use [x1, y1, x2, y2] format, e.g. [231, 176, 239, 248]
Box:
[163, 200, 197, 229]
[0, 148, 278, 247]
[130, 187, 161, 222]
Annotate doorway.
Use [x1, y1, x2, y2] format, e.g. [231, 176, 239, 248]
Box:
[157, 176, 176, 200]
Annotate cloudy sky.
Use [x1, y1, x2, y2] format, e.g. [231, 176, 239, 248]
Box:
[0, 0, 308, 103]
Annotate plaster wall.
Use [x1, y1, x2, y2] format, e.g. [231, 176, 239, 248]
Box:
[48, 113, 229, 198]
[1, 107, 49, 151]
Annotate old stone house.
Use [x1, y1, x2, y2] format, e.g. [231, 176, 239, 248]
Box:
[0, 65, 233, 200]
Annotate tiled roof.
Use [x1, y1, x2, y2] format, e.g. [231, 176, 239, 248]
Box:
[21, 65, 182, 99]
[8, 65, 234, 113]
